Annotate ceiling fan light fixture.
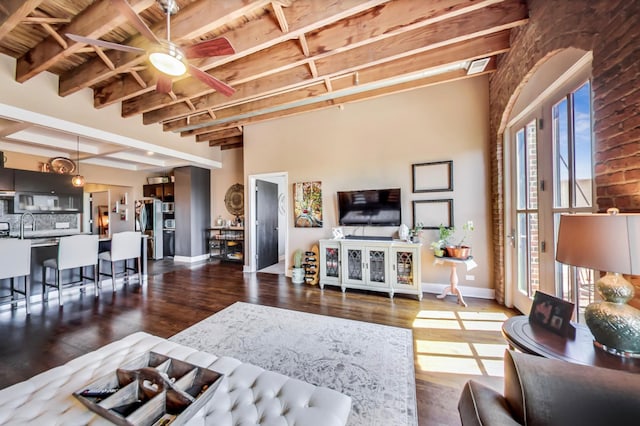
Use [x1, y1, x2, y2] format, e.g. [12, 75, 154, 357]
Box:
[149, 41, 187, 76]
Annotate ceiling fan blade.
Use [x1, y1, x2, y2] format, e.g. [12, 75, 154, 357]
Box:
[66, 33, 145, 54]
[112, 0, 160, 44]
[156, 74, 172, 94]
[185, 37, 235, 59]
[188, 64, 235, 97]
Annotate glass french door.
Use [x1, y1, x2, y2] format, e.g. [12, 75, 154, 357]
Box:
[508, 72, 594, 316]
[510, 118, 546, 313]
[552, 81, 594, 321]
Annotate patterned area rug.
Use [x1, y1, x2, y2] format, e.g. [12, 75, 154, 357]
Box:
[170, 302, 417, 426]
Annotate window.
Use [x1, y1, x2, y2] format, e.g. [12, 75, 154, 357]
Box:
[552, 80, 594, 320]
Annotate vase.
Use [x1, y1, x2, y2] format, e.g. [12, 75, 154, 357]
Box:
[292, 267, 305, 284]
[445, 245, 471, 259]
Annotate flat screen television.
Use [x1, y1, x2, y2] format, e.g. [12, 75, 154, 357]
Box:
[337, 188, 401, 226]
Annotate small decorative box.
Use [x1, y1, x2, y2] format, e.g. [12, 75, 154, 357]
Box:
[73, 352, 222, 426]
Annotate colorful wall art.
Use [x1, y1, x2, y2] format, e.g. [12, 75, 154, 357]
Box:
[294, 181, 323, 227]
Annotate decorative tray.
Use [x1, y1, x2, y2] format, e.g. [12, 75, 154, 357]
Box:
[73, 352, 222, 426]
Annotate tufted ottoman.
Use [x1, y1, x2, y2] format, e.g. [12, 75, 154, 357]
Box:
[0, 332, 351, 425]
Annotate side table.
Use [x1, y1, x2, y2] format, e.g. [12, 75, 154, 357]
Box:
[502, 315, 640, 373]
[434, 256, 476, 307]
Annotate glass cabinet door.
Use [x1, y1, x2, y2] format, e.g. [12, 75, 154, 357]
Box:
[324, 246, 340, 279]
[346, 248, 364, 282]
[391, 247, 419, 290]
[367, 248, 387, 285]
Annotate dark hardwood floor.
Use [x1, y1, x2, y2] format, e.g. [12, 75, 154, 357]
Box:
[0, 260, 516, 425]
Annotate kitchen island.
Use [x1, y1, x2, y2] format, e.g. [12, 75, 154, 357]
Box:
[0, 234, 147, 304]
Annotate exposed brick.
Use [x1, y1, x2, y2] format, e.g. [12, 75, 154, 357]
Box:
[489, 0, 640, 305]
[597, 171, 625, 185]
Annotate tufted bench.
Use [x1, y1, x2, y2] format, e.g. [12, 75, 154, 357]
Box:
[0, 332, 351, 425]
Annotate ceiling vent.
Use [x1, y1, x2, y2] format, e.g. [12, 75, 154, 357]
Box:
[467, 58, 490, 75]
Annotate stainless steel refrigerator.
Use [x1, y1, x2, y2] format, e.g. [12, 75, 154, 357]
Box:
[136, 198, 163, 260]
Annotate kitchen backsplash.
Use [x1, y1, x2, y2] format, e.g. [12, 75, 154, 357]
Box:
[0, 199, 80, 236]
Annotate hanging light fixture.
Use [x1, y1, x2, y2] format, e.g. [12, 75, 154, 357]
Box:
[71, 136, 85, 187]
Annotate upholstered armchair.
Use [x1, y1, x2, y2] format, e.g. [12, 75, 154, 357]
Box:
[458, 350, 640, 425]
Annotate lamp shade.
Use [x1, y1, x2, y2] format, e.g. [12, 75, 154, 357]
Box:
[556, 213, 640, 275]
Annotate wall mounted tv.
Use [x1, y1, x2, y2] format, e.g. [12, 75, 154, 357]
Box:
[337, 188, 401, 226]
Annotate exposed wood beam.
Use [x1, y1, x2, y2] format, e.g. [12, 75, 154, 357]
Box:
[271, 2, 289, 33]
[185, 99, 197, 112]
[59, 0, 274, 97]
[15, 0, 156, 83]
[129, 70, 147, 88]
[40, 22, 67, 49]
[0, 0, 44, 40]
[208, 135, 243, 147]
[220, 143, 243, 150]
[21, 17, 71, 24]
[130, 0, 526, 122]
[165, 31, 508, 134]
[94, 46, 115, 71]
[196, 128, 243, 143]
[92, 0, 390, 108]
[308, 60, 318, 78]
[182, 64, 496, 136]
[143, 1, 525, 124]
[299, 34, 310, 56]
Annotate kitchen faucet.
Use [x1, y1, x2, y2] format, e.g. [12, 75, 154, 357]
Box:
[20, 211, 35, 239]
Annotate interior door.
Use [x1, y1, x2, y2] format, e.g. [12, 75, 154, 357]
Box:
[256, 180, 279, 270]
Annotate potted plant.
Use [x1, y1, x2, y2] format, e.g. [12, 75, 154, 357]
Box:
[430, 224, 455, 257]
[430, 221, 474, 259]
[291, 249, 305, 284]
[409, 222, 423, 243]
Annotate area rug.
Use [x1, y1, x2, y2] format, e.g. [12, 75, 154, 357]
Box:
[170, 302, 417, 426]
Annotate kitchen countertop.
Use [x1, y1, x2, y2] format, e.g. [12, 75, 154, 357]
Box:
[4, 233, 113, 247]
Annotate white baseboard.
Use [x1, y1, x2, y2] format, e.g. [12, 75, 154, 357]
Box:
[421, 282, 495, 300]
[174, 254, 209, 263]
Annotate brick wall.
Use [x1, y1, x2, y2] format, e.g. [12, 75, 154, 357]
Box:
[489, 0, 640, 304]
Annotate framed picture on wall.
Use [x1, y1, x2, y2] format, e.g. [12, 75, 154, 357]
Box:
[412, 199, 453, 229]
[293, 181, 323, 227]
[412, 160, 453, 193]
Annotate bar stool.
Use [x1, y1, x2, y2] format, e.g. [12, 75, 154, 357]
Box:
[0, 239, 32, 315]
[98, 231, 142, 292]
[42, 234, 99, 306]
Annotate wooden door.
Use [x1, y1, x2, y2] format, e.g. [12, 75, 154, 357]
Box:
[256, 180, 278, 270]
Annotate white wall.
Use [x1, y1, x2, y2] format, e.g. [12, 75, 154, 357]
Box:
[244, 76, 493, 290]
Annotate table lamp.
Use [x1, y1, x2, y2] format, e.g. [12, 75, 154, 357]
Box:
[556, 209, 640, 356]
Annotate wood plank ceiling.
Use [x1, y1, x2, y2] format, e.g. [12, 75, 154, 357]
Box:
[0, 0, 528, 150]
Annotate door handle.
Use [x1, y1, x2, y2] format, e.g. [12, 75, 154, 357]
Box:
[507, 229, 516, 248]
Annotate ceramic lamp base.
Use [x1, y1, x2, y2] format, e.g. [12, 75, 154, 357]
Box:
[585, 272, 640, 356]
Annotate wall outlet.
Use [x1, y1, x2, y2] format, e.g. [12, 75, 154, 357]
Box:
[55, 222, 70, 229]
[465, 275, 475, 281]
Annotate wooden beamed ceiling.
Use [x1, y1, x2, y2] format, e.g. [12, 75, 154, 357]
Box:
[0, 0, 528, 149]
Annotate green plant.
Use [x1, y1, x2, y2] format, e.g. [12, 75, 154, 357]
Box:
[293, 249, 303, 268]
[430, 224, 454, 256]
[430, 221, 474, 256]
[409, 222, 424, 238]
[457, 220, 475, 246]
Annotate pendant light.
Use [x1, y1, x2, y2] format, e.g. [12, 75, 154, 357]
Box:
[71, 136, 85, 187]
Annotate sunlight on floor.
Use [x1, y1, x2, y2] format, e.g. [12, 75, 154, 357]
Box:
[413, 309, 509, 377]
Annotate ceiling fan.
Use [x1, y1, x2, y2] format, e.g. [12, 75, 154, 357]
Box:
[66, 0, 235, 96]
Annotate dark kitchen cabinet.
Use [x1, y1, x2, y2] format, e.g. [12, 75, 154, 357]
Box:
[143, 182, 174, 201]
[12, 169, 83, 213]
[0, 168, 14, 191]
